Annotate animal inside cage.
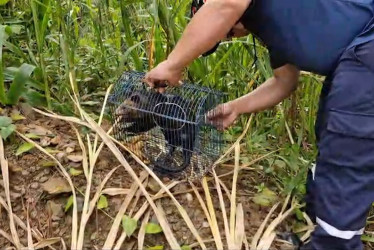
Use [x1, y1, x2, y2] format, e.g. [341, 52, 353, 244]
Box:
[108, 71, 226, 180]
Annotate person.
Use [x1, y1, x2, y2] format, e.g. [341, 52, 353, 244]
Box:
[144, 0, 374, 249]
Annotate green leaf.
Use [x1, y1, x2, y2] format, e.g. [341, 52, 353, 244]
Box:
[16, 142, 35, 156]
[9, 25, 23, 35]
[0, 0, 10, 6]
[11, 113, 26, 121]
[147, 245, 164, 250]
[146, 245, 164, 250]
[181, 245, 192, 250]
[69, 168, 83, 176]
[362, 234, 374, 243]
[97, 195, 108, 210]
[0, 25, 9, 104]
[0, 124, 15, 139]
[64, 195, 74, 212]
[121, 215, 138, 237]
[252, 187, 278, 207]
[7, 63, 36, 105]
[44, 148, 60, 154]
[0, 116, 12, 127]
[295, 208, 304, 221]
[40, 160, 56, 168]
[145, 222, 163, 234]
[22, 89, 47, 107]
[25, 133, 41, 139]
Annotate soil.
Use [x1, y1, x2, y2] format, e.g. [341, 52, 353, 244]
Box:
[1, 106, 373, 250]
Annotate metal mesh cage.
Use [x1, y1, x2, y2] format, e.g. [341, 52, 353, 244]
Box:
[108, 71, 226, 180]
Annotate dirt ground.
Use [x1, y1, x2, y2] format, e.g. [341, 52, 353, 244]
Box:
[1, 106, 373, 249]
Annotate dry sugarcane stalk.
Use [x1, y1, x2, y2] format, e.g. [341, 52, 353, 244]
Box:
[234, 204, 245, 248]
[0, 138, 21, 249]
[213, 114, 253, 167]
[212, 169, 233, 249]
[114, 181, 179, 249]
[16, 132, 79, 250]
[77, 166, 121, 249]
[250, 202, 280, 250]
[202, 177, 224, 249]
[26, 207, 35, 250]
[104, 171, 148, 249]
[138, 210, 151, 250]
[230, 144, 241, 245]
[111, 135, 207, 249]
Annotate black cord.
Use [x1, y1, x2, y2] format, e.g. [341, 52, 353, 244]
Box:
[251, 35, 258, 69]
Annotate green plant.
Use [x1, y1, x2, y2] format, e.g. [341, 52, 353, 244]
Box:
[0, 115, 15, 139]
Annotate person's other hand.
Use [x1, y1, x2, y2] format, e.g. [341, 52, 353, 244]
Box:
[206, 101, 239, 130]
[144, 60, 183, 92]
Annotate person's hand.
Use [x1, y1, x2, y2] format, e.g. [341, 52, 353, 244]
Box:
[144, 60, 183, 92]
[206, 101, 240, 130]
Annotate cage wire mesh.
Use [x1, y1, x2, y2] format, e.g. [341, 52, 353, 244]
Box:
[108, 71, 226, 180]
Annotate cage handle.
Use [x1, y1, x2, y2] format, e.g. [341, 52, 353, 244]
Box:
[143, 79, 184, 89]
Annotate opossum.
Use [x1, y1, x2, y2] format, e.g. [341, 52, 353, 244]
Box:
[115, 90, 197, 173]
[114, 91, 158, 134]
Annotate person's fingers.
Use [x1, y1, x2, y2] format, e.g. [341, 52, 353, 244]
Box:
[206, 104, 224, 119]
[143, 75, 154, 88]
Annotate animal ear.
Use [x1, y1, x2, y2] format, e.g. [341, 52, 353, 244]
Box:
[130, 94, 141, 104]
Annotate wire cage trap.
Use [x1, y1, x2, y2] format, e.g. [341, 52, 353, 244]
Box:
[108, 71, 226, 180]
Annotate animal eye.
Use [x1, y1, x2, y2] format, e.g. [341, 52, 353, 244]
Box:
[130, 94, 140, 103]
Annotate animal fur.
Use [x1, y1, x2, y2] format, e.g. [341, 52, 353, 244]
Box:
[115, 90, 197, 173]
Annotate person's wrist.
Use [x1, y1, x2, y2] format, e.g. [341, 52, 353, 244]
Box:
[227, 100, 240, 116]
[166, 56, 185, 73]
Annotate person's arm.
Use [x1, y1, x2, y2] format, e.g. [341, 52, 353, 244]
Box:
[207, 64, 300, 129]
[232, 64, 300, 114]
[145, 0, 252, 87]
[168, 0, 251, 70]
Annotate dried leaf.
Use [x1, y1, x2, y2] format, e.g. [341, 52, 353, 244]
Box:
[27, 124, 52, 136]
[102, 188, 130, 196]
[122, 215, 138, 237]
[16, 142, 35, 156]
[69, 168, 83, 176]
[33, 237, 61, 249]
[40, 137, 51, 147]
[50, 136, 61, 145]
[97, 195, 108, 209]
[42, 177, 72, 195]
[67, 154, 83, 163]
[47, 201, 63, 219]
[145, 222, 163, 234]
[66, 147, 74, 153]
